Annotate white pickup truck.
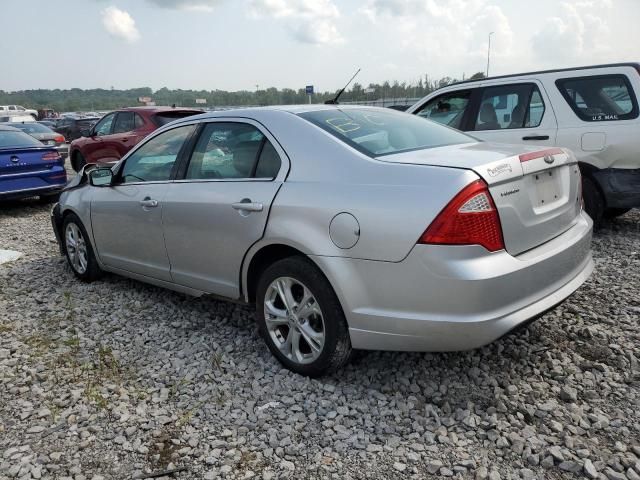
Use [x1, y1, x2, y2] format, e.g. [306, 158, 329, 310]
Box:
[0, 105, 38, 119]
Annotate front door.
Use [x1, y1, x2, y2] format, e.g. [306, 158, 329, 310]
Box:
[162, 121, 285, 298]
[90, 124, 197, 281]
[83, 113, 117, 163]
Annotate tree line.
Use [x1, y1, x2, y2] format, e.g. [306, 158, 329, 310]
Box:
[0, 73, 485, 112]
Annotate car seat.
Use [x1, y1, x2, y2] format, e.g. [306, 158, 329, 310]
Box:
[476, 103, 500, 130]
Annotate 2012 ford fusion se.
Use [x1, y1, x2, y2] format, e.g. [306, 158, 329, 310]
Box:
[51, 106, 593, 376]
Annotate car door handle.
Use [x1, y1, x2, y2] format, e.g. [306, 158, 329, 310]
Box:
[121, 137, 129, 142]
[140, 198, 159, 208]
[522, 135, 550, 140]
[232, 201, 263, 212]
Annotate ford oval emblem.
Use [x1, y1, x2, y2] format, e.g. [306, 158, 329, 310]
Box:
[10, 156, 19, 163]
[543, 155, 554, 165]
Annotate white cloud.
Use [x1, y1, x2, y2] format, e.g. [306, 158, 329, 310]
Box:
[248, 0, 343, 45]
[360, 0, 514, 74]
[532, 0, 612, 65]
[144, 0, 224, 11]
[101, 6, 140, 43]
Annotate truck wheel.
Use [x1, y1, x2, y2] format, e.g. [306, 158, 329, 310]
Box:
[582, 177, 604, 225]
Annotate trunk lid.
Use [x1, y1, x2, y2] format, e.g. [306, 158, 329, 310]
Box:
[0, 147, 61, 176]
[380, 142, 582, 255]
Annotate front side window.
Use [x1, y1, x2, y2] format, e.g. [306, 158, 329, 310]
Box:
[120, 125, 195, 183]
[94, 113, 115, 136]
[474, 83, 544, 131]
[414, 91, 471, 129]
[556, 74, 639, 122]
[113, 112, 135, 134]
[300, 108, 473, 157]
[186, 123, 280, 180]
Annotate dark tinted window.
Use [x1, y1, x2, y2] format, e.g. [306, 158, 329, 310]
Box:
[186, 123, 272, 180]
[255, 141, 281, 178]
[121, 125, 195, 183]
[473, 83, 544, 130]
[113, 112, 135, 134]
[153, 111, 201, 126]
[556, 75, 638, 121]
[134, 114, 145, 129]
[415, 90, 472, 129]
[0, 130, 43, 148]
[299, 108, 473, 157]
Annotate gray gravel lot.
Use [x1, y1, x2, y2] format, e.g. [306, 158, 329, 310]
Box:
[0, 199, 639, 480]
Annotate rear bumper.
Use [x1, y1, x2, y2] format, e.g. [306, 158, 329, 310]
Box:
[313, 212, 593, 352]
[0, 166, 67, 200]
[593, 167, 640, 208]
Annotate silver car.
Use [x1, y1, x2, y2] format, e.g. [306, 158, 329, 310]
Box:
[51, 106, 593, 376]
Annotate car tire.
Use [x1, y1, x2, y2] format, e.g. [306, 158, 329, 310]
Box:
[255, 256, 352, 377]
[604, 207, 631, 219]
[72, 151, 86, 172]
[62, 213, 102, 282]
[582, 176, 604, 225]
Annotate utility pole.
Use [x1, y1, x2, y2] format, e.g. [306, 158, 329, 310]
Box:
[486, 32, 494, 78]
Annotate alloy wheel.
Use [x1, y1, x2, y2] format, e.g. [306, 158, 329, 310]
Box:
[264, 276, 325, 365]
[65, 223, 88, 274]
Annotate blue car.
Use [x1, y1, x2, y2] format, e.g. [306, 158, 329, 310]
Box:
[0, 125, 67, 201]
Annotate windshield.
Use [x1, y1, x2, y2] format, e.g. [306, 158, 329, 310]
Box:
[12, 123, 52, 134]
[298, 108, 474, 157]
[0, 130, 43, 149]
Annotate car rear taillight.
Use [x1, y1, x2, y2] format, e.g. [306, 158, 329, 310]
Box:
[54, 135, 65, 143]
[418, 179, 505, 252]
[42, 152, 61, 162]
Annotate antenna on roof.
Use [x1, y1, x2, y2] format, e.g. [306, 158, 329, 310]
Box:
[325, 68, 361, 105]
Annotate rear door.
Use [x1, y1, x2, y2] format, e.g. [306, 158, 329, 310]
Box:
[90, 124, 197, 280]
[110, 111, 141, 158]
[468, 81, 558, 147]
[162, 119, 286, 298]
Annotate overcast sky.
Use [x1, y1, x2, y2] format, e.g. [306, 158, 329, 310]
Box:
[2, 0, 639, 92]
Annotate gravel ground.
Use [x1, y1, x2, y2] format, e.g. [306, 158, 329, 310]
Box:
[0, 199, 639, 480]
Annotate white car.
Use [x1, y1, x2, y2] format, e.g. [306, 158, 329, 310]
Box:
[0, 105, 38, 119]
[407, 62, 640, 223]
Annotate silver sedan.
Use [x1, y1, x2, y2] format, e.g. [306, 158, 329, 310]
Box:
[51, 106, 593, 376]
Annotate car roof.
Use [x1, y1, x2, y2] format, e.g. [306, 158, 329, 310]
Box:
[120, 106, 204, 113]
[179, 104, 393, 121]
[442, 62, 640, 89]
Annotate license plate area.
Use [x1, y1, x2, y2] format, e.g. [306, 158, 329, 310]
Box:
[529, 165, 570, 211]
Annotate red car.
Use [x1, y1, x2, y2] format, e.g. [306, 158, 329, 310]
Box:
[68, 107, 202, 171]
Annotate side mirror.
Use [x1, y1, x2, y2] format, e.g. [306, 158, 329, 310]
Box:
[89, 168, 113, 187]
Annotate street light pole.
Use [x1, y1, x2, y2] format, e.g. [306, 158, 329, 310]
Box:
[486, 31, 494, 78]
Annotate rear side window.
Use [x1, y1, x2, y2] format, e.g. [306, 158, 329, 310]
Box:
[134, 114, 145, 129]
[556, 75, 639, 121]
[474, 83, 544, 131]
[185, 122, 280, 180]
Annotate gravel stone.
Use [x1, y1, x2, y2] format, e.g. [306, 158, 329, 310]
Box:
[0, 194, 639, 479]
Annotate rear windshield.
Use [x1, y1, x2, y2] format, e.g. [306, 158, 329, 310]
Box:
[0, 130, 43, 149]
[12, 123, 52, 134]
[298, 108, 474, 157]
[153, 111, 201, 126]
